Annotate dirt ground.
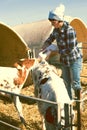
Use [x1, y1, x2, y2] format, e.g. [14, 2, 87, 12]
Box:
[0, 63, 87, 130]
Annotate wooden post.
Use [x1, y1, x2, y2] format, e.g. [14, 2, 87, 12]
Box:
[64, 104, 69, 129]
[76, 90, 81, 130]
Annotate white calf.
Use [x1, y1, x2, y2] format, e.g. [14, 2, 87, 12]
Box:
[32, 59, 74, 130]
[0, 58, 35, 125]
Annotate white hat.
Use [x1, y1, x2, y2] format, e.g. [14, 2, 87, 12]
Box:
[48, 4, 65, 21]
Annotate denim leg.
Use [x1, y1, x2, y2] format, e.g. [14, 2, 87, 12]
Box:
[62, 65, 72, 99]
[61, 58, 82, 99]
[70, 57, 82, 91]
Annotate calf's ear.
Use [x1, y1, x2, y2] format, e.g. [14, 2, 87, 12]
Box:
[14, 58, 35, 69]
[14, 62, 22, 69]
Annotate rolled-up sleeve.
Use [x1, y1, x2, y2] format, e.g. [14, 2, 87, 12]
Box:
[43, 30, 56, 49]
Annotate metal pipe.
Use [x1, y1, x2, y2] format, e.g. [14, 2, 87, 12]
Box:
[0, 120, 20, 130]
[0, 89, 57, 105]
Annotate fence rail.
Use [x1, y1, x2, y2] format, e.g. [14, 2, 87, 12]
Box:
[0, 120, 21, 130]
[0, 89, 57, 105]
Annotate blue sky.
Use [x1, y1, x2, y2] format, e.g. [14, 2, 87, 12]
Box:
[0, 0, 87, 26]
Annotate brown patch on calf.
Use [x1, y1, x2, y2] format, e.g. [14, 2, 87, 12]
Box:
[40, 78, 49, 85]
[13, 68, 26, 85]
[13, 58, 35, 85]
[45, 106, 57, 124]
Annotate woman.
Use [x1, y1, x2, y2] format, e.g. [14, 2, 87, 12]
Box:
[42, 6, 82, 99]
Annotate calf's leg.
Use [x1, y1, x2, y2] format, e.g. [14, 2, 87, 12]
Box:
[13, 96, 26, 125]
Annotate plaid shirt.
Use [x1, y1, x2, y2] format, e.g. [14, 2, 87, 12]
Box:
[44, 21, 82, 66]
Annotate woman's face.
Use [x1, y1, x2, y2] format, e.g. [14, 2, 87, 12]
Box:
[50, 20, 63, 28]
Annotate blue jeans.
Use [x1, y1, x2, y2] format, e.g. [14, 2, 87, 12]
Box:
[62, 57, 82, 99]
